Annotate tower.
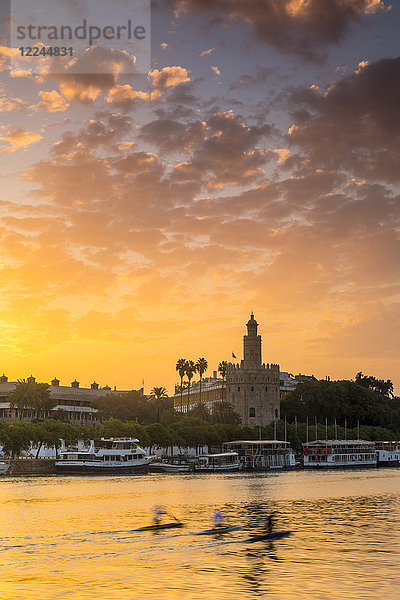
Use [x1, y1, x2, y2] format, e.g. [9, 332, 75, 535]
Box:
[226, 314, 280, 427]
[243, 313, 262, 368]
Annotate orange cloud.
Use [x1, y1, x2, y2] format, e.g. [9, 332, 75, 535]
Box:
[0, 127, 42, 152]
[149, 66, 191, 89]
[34, 90, 69, 112]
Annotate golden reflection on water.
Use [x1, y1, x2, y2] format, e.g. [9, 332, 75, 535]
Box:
[1, 470, 399, 599]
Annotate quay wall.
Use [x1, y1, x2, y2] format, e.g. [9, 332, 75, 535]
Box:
[7, 458, 57, 475]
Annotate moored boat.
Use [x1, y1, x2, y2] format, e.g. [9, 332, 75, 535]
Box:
[374, 441, 400, 467]
[148, 455, 192, 473]
[222, 440, 296, 471]
[303, 440, 377, 469]
[0, 460, 10, 475]
[55, 437, 154, 474]
[196, 451, 239, 472]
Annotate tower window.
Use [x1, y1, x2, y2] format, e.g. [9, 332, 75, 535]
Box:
[251, 386, 254, 391]
[265, 386, 268, 391]
[238, 386, 240, 391]
[275, 408, 279, 419]
[249, 407, 255, 418]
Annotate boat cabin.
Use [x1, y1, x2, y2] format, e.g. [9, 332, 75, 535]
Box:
[222, 440, 296, 470]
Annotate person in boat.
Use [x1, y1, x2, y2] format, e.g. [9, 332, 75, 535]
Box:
[267, 512, 277, 535]
[152, 506, 168, 526]
[212, 510, 225, 528]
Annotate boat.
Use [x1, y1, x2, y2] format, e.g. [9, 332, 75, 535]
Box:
[55, 437, 154, 474]
[134, 522, 183, 531]
[195, 525, 242, 535]
[0, 460, 10, 475]
[244, 530, 292, 543]
[374, 442, 400, 467]
[302, 440, 377, 469]
[222, 440, 296, 471]
[196, 452, 240, 472]
[148, 455, 192, 473]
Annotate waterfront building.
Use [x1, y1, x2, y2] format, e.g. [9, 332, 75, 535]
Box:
[302, 440, 377, 468]
[226, 313, 280, 426]
[0, 375, 142, 426]
[173, 374, 226, 412]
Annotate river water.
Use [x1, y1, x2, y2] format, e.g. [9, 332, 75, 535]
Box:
[1, 469, 399, 599]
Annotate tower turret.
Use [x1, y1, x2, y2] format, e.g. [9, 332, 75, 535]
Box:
[243, 312, 262, 368]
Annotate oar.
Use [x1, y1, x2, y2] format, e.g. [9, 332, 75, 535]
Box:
[167, 512, 182, 524]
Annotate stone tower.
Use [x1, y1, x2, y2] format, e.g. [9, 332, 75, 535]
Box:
[226, 313, 280, 427]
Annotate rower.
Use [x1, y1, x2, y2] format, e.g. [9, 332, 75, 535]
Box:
[152, 506, 168, 526]
[211, 510, 225, 528]
[267, 512, 277, 534]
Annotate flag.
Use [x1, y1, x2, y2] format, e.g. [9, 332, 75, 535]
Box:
[232, 352, 237, 358]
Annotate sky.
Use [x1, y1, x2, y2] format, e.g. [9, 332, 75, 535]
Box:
[0, 0, 399, 394]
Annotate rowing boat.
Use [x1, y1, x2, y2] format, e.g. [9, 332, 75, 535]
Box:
[134, 522, 183, 532]
[195, 525, 242, 535]
[244, 530, 292, 542]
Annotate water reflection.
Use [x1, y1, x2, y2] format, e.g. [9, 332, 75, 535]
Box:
[1, 470, 400, 599]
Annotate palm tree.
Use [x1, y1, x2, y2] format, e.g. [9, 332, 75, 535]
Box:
[8, 379, 52, 420]
[218, 361, 228, 401]
[149, 387, 169, 422]
[195, 358, 208, 404]
[176, 358, 187, 413]
[185, 360, 196, 413]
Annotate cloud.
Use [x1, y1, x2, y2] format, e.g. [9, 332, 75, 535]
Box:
[149, 66, 191, 89]
[34, 90, 69, 113]
[0, 97, 27, 112]
[198, 48, 215, 57]
[0, 127, 42, 152]
[106, 84, 149, 109]
[168, 0, 390, 59]
[287, 57, 400, 181]
[48, 47, 138, 104]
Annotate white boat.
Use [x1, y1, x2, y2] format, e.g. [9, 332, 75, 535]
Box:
[196, 452, 239, 472]
[55, 438, 154, 474]
[148, 455, 192, 473]
[303, 440, 377, 468]
[0, 460, 10, 475]
[222, 440, 296, 471]
[374, 442, 400, 467]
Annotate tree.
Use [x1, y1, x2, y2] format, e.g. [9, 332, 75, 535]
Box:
[211, 401, 241, 425]
[185, 360, 197, 413]
[195, 358, 208, 404]
[8, 380, 54, 420]
[189, 402, 211, 422]
[33, 419, 70, 458]
[176, 358, 187, 413]
[149, 387, 170, 422]
[218, 361, 228, 400]
[1, 421, 37, 458]
[355, 372, 394, 398]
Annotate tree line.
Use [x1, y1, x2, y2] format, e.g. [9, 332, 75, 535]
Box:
[281, 372, 400, 434]
[1, 416, 396, 459]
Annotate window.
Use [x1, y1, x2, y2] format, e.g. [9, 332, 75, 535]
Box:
[249, 407, 255, 417]
[265, 386, 268, 391]
[251, 386, 254, 391]
[238, 386, 240, 391]
[275, 408, 278, 418]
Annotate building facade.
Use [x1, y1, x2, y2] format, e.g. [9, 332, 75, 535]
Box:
[0, 375, 142, 426]
[226, 314, 280, 426]
[173, 375, 226, 413]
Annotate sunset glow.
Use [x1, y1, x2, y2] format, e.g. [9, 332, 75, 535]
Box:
[0, 0, 399, 393]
